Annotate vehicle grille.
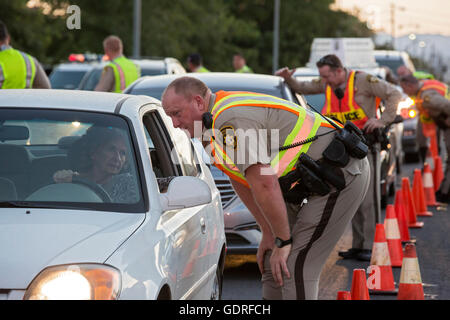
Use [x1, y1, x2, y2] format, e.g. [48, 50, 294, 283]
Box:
[226, 233, 251, 245]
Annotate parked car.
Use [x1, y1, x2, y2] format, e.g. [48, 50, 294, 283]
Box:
[49, 62, 95, 90]
[374, 50, 416, 77]
[78, 58, 186, 91]
[0, 89, 225, 300]
[293, 67, 404, 207]
[125, 72, 304, 254]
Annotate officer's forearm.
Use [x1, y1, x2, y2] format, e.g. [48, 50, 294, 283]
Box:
[32, 61, 51, 89]
[285, 77, 324, 95]
[244, 164, 291, 240]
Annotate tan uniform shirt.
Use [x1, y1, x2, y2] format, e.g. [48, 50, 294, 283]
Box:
[420, 88, 450, 118]
[94, 66, 115, 92]
[206, 94, 335, 175]
[286, 70, 402, 126]
[32, 58, 51, 89]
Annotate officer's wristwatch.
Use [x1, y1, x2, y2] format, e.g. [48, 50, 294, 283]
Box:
[275, 236, 293, 248]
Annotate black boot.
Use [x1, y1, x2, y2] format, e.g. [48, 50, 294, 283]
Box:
[338, 248, 362, 259]
[356, 249, 372, 261]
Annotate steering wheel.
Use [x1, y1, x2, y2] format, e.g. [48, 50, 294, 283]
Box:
[72, 176, 113, 203]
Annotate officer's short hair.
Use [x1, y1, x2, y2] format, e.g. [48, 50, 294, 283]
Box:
[0, 20, 9, 42]
[399, 74, 419, 85]
[103, 35, 123, 54]
[164, 76, 209, 100]
[187, 53, 202, 67]
[316, 54, 343, 70]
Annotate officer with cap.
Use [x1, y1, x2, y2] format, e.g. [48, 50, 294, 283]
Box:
[276, 54, 403, 261]
[161, 76, 370, 299]
[0, 19, 50, 89]
[95, 35, 140, 92]
[187, 53, 210, 73]
[400, 74, 450, 203]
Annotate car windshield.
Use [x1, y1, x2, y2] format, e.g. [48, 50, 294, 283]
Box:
[302, 93, 326, 110]
[375, 57, 403, 76]
[49, 70, 88, 89]
[0, 109, 145, 213]
[79, 66, 167, 91]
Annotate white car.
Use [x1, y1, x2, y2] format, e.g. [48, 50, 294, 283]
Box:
[0, 89, 226, 300]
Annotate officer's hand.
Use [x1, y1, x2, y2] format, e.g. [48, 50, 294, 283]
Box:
[270, 244, 292, 287]
[257, 232, 275, 274]
[363, 118, 385, 133]
[274, 67, 295, 81]
[53, 170, 79, 183]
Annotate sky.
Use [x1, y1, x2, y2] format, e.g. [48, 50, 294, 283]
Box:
[333, 0, 450, 36]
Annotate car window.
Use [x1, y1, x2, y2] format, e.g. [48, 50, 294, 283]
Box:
[50, 69, 88, 89]
[374, 57, 403, 76]
[0, 108, 145, 212]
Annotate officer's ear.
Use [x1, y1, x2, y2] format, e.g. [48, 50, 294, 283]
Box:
[193, 94, 207, 112]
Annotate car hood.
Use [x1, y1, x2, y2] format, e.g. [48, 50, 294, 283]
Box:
[0, 209, 145, 289]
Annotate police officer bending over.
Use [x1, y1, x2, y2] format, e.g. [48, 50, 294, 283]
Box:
[276, 54, 403, 261]
[161, 76, 370, 300]
[0, 20, 50, 89]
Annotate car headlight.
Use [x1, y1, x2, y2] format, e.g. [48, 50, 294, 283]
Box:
[23, 264, 121, 300]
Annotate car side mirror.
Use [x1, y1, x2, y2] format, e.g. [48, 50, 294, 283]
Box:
[160, 176, 212, 210]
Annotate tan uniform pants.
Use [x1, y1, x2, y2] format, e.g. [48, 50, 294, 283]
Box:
[262, 156, 370, 300]
[351, 143, 380, 250]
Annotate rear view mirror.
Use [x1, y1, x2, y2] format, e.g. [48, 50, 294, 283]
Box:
[0, 125, 29, 141]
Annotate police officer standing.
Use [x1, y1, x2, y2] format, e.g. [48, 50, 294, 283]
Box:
[0, 20, 50, 89]
[400, 75, 450, 203]
[276, 54, 403, 261]
[161, 76, 370, 299]
[233, 53, 253, 73]
[187, 53, 210, 73]
[94, 35, 140, 93]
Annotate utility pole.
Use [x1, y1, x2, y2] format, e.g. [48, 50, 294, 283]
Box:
[272, 0, 280, 74]
[133, 0, 141, 59]
[390, 2, 395, 49]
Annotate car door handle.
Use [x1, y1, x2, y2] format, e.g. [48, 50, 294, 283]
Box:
[200, 217, 206, 234]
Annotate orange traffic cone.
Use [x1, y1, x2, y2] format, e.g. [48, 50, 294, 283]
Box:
[337, 291, 351, 300]
[394, 190, 412, 243]
[433, 156, 444, 192]
[384, 205, 403, 267]
[412, 169, 433, 217]
[350, 269, 370, 300]
[423, 163, 439, 207]
[425, 150, 435, 171]
[402, 177, 424, 228]
[397, 244, 425, 300]
[367, 224, 397, 294]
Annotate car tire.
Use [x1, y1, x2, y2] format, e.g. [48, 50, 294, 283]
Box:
[210, 266, 223, 300]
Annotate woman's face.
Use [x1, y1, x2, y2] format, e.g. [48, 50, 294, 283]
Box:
[91, 137, 127, 176]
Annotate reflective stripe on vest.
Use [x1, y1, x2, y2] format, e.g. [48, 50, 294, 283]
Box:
[417, 80, 448, 124]
[210, 91, 331, 186]
[0, 48, 36, 89]
[322, 71, 375, 129]
[0, 65, 4, 88]
[107, 56, 140, 93]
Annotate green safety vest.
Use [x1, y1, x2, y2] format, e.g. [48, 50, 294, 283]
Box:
[106, 56, 140, 93]
[210, 90, 337, 187]
[235, 65, 253, 73]
[196, 66, 210, 73]
[413, 71, 434, 80]
[0, 47, 36, 89]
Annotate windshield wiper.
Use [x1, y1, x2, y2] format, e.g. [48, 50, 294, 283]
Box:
[0, 201, 89, 210]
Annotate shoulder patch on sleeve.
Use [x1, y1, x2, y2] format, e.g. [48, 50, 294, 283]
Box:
[424, 95, 431, 102]
[220, 125, 237, 150]
[366, 74, 379, 83]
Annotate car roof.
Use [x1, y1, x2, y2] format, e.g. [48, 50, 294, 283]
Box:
[0, 89, 156, 113]
[52, 63, 98, 72]
[129, 72, 284, 92]
[374, 50, 407, 58]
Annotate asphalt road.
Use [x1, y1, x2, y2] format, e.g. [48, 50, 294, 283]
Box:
[222, 160, 449, 300]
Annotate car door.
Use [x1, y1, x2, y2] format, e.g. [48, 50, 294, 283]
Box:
[141, 110, 210, 299]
